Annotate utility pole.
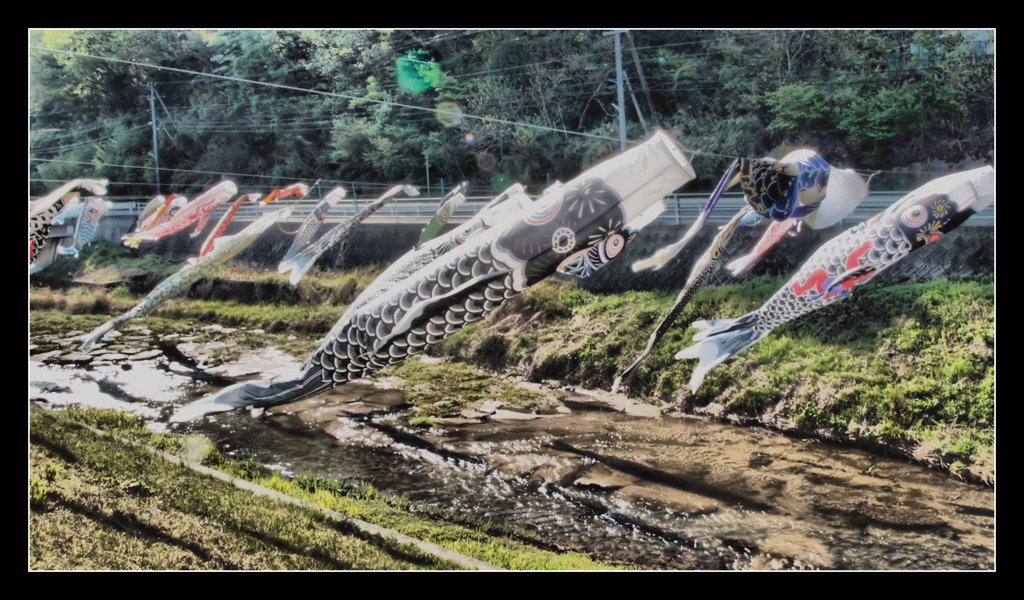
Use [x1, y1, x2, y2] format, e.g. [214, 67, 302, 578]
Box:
[603, 30, 628, 152]
[626, 30, 659, 126]
[148, 83, 161, 195]
[624, 72, 648, 131]
[425, 152, 431, 196]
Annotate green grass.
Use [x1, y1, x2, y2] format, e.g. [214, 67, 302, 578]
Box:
[156, 298, 347, 334]
[433, 276, 994, 482]
[435, 277, 782, 397]
[30, 407, 610, 570]
[383, 359, 550, 417]
[30, 270, 994, 482]
[30, 407, 454, 570]
[32, 240, 179, 283]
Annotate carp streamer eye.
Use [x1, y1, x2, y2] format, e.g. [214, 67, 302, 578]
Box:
[604, 234, 625, 259]
[551, 227, 576, 254]
[901, 205, 929, 228]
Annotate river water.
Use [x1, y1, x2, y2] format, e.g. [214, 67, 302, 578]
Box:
[29, 343, 994, 570]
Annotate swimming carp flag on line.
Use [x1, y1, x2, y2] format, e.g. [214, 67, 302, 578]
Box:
[676, 166, 994, 392]
[172, 129, 697, 421]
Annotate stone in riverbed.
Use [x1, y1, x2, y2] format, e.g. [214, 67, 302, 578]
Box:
[476, 400, 504, 414]
[437, 417, 484, 425]
[757, 532, 834, 569]
[95, 353, 128, 362]
[573, 463, 633, 490]
[129, 350, 164, 361]
[54, 352, 93, 364]
[489, 409, 541, 421]
[460, 409, 492, 420]
[31, 350, 63, 362]
[813, 498, 948, 529]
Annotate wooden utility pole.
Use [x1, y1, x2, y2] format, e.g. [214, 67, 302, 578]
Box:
[603, 30, 628, 151]
[148, 83, 161, 195]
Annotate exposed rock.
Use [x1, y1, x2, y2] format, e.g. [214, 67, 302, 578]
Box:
[129, 350, 164, 361]
[613, 483, 723, 515]
[31, 350, 63, 362]
[814, 498, 948, 530]
[758, 532, 834, 569]
[460, 408, 493, 420]
[360, 389, 406, 409]
[573, 463, 633, 490]
[438, 417, 484, 425]
[748, 452, 774, 468]
[95, 353, 129, 362]
[54, 352, 93, 364]
[489, 409, 541, 421]
[477, 400, 504, 414]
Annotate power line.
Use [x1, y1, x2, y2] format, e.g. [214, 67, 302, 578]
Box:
[30, 45, 623, 144]
[29, 156, 401, 188]
[30, 124, 151, 153]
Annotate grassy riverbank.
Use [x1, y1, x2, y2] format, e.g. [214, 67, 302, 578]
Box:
[29, 407, 609, 570]
[30, 251, 994, 483]
[436, 277, 994, 483]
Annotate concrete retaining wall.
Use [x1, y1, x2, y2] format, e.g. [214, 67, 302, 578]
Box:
[83, 214, 993, 293]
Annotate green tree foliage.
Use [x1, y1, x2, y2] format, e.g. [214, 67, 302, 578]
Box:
[30, 29, 993, 198]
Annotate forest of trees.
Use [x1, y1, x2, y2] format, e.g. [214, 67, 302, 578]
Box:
[29, 29, 994, 199]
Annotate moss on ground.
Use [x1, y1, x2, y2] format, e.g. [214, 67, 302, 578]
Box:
[382, 359, 551, 417]
[30, 407, 610, 570]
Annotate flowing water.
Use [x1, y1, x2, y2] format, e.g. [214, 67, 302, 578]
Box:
[29, 341, 994, 570]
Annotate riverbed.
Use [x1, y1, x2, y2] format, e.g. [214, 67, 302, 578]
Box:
[29, 330, 994, 570]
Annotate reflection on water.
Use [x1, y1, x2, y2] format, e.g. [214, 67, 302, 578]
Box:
[29, 357, 994, 570]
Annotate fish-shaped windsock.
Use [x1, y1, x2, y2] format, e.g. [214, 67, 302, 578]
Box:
[30, 178, 108, 266]
[676, 166, 994, 393]
[277, 184, 420, 286]
[260, 182, 309, 205]
[122, 181, 236, 248]
[81, 207, 293, 349]
[135, 195, 167, 230]
[56, 198, 112, 258]
[725, 218, 799, 277]
[612, 205, 752, 393]
[172, 129, 697, 421]
[278, 186, 346, 272]
[632, 150, 867, 272]
[133, 194, 187, 234]
[418, 181, 469, 246]
[52, 199, 85, 226]
[346, 183, 534, 315]
[197, 193, 262, 258]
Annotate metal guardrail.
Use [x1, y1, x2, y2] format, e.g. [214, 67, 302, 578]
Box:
[104, 192, 995, 228]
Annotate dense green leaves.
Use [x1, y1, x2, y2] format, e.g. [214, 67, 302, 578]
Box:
[31, 30, 993, 197]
